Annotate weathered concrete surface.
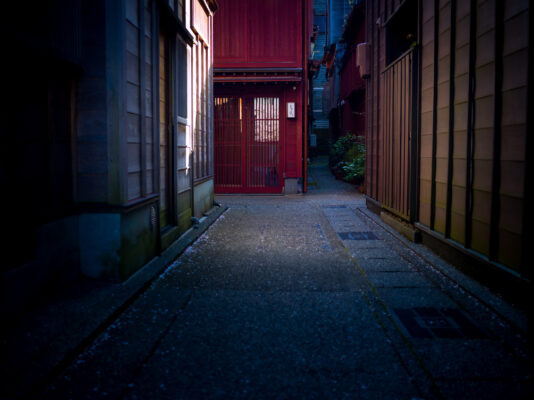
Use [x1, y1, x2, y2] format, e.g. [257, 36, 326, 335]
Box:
[2, 158, 533, 399]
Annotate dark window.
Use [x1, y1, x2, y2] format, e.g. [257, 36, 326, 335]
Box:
[168, 0, 185, 22]
[385, 0, 417, 65]
[159, 27, 174, 228]
[176, 38, 188, 119]
[194, 42, 212, 180]
[314, 15, 326, 34]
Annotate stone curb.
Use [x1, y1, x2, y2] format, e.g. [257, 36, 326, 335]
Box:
[379, 210, 421, 243]
[358, 206, 528, 336]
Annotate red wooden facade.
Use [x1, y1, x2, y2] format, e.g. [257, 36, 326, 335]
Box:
[339, 4, 366, 139]
[213, 0, 312, 194]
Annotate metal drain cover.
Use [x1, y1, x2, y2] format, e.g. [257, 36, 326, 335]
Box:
[394, 307, 487, 339]
[338, 231, 379, 240]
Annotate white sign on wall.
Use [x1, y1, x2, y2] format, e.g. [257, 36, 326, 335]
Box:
[287, 102, 296, 118]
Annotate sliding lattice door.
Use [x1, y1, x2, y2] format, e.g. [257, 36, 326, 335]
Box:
[214, 95, 282, 193]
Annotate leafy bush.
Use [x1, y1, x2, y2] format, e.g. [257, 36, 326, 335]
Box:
[330, 134, 365, 183]
[329, 133, 357, 168]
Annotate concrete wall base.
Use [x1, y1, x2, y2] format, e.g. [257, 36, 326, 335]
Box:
[380, 211, 421, 243]
[284, 178, 300, 194]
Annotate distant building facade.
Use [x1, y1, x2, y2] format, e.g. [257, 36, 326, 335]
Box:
[212, 0, 313, 194]
[337, 3, 366, 139]
[311, 0, 364, 153]
[310, 0, 330, 156]
[1, 0, 218, 315]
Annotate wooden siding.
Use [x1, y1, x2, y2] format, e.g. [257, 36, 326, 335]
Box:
[213, 0, 308, 193]
[366, 0, 417, 220]
[193, 0, 210, 44]
[366, 0, 530, 276]
[449, 0, 470, 244]
[420, 0, 529, 272]
[214, 0, 303, 69]
[159, 28, 170, 226]
[125, 0, 156, 202]
[418, 0, 435, 227]
[176, 39, 191, 194]
[381, 49, 414, 219]
[339, 51, 365, 103]
[498, 0, 529, 270]
[193, 38, 213, 181]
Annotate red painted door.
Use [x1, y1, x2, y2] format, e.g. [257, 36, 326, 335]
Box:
[214, 92, 283, 193]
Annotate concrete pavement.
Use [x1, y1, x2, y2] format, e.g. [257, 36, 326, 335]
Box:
[2, 158, 533, 399]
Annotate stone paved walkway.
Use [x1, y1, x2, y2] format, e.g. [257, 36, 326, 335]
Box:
[3, 158, 533, 399]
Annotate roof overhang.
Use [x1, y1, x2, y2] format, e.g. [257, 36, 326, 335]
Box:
[214, 68, 303, 84]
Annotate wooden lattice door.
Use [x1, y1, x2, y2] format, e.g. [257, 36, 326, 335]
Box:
[214, 95, 282, 193]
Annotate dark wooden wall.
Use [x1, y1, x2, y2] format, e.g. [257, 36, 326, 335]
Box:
[366, 0, 531, 277]
[366, 0, 417, 220]
[418, 0, 529, 274]
[125, 0, 157, 203]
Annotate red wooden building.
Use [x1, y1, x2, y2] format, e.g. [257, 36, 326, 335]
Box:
[213, 0, 313, 194]
[338, 3, 366, 139]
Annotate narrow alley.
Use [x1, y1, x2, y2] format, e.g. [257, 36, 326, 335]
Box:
[1, 0, 533, 398]
[2, 159, 532, 399]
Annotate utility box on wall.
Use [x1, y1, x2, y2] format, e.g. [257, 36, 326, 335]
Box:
[356, 42, 370, 78]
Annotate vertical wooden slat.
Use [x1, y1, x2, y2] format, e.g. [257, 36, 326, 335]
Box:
[225, 98, 227, 185]
[227, 98, 230, 185]
[409, 48, 414, 219]
[403, 54, 408, 215]
[379, 47, 414, 219]
[263, 97, 265, 187]
[158, 27, 168, 226]
[445, 0, 457, 238]
[229, 98, 232, 185]
[430, 0, 439, 230]
[393, 62, 398, 211]
[521, 0, 533, 296]
[387, 67, 396, 207]
[369, 0, 374, 198]
[407, 53, 410, 216]
[139, 0, 147, 198]
[383, 66, 387, 206]
[390, 65, 394, 208]
[377, 0, 381, 201]
[404, 55, 408, 216]
[396, 59, 400, 213]
[403, 57, 407, 215]
[152, 2, 158, 203]
[382, 65, 385, 205]
[489, 0, 504, 260]
[401, 57, 406, 215]
[397, 58, 407, 214]
[465, 0, 477, 249]
[410, 0, 423, 223]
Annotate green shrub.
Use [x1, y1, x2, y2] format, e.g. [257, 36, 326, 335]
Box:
[330, 134, 365, 183]
[329, 133, 357, 168]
